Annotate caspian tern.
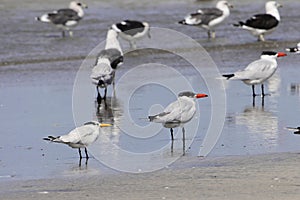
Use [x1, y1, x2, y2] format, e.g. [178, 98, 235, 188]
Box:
[233, 1, 282, 41]
[178, 1, 233, 39]
[91, 29, 123, 103]
[223, 51, 287, 97]
[111, 20, 150, 49]
[286, 43, 300, 53]
[35, 1, 88, 37]
[43, 121, 111, 160]
[148, 91, 208, 143]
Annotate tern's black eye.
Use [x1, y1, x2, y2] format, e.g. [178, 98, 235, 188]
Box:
[77, 3, 82, 6]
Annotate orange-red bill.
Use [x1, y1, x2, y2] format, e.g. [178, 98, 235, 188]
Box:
[277, 52, 287, 57]
[196, 93, 208, 98]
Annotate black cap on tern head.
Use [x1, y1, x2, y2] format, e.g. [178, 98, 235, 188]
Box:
[261, 51, 277, 56]
[178, 91, 196, 98]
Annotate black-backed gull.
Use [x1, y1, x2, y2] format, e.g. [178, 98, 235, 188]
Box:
[35, 1, 87, 37]
[233, 1, 282, 41]
[111, 20, 150, 49]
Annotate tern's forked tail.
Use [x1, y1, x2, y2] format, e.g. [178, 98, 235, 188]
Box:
[222, 74, 235, 79]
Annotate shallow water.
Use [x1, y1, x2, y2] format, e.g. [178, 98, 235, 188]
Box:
[1, 0, 300, 179]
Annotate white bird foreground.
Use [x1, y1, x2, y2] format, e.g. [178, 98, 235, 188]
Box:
[91, 29, 123, 103]
[233, 1, 282, 41]
[35, 1, 87, 37]
[43, 121, 111, 159]
[148, 91, 208, 141]
[223, 51, 287, 97]
[178, 0, 233, 39]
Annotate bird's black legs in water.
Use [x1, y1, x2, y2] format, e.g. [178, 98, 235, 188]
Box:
[84, 148, 89, 159]
[252, 84, 266, 107]
[182, 127, 186, 155]
[252, 85, 256, 97]
[62, 30, 65, 38]
[97, 86, 108, 104]
[97, 86, 102, 104]
[84, 148, 89, 165]
[170, 139, 174, 155]
[170, 128, 174, 141]
[78, 148, 82, 159]
[78, 148, 89, 167]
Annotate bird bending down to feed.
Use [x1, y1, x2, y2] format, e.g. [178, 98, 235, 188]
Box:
[91, 29, 123, 103]
[35, 1, 87, 37]
[43, 121, 111, 160]
[178, 0, 233, 39]
[111, 20, 150, 49]
[148, 91, 208, 154]
[223, 51, 286, 97]
[286, 43, 300, 53]
[233, 1, 282, 41]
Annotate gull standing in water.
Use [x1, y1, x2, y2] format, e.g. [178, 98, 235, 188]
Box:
[178, 1, 233, 39]
[35, 1, 87, 37]
[233, 1, 282, 41]
[91, 28, 123, 103]
[43, 121, 111, 165]
[223, 51, 286, 97]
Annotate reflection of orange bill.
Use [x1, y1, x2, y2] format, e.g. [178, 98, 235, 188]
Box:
[100, 123, 112, 127]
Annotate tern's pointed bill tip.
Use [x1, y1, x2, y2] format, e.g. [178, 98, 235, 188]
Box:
[196, 93, 208, 98]
[277, 52, 287, 57]
[100, 123, 112, 127]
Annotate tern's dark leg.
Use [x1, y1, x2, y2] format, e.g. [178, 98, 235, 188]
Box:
[104, 87, 107, 100]
[262, 96, 265, 107]
[78, 148, 82, 159]
[97, 86, 102, 104]
[170, 128, 174, 141]
[171, 139, 174, 155]
[252, 95, 256, 107]
[84, 148, 89, 159]
[252, 85, 256, 97]
[261, 84, 265, 97]
[182, 127, 186, 155]
[62, 30, 65, 38]
[207, 30, 211, 38]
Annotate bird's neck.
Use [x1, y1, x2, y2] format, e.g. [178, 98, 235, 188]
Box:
[260, 56, 277, 64]
[266, 7, 280, 21]
[70, 6, 84, 17]
[217, 6, 230, 17]
[105, 31, 123, 53]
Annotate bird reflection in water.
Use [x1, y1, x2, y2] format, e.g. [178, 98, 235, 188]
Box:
[235, 105, 279, 149]
[95, 96, 122, 141]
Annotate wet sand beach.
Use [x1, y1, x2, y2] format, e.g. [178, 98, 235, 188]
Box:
[1, 153, 300, 199]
